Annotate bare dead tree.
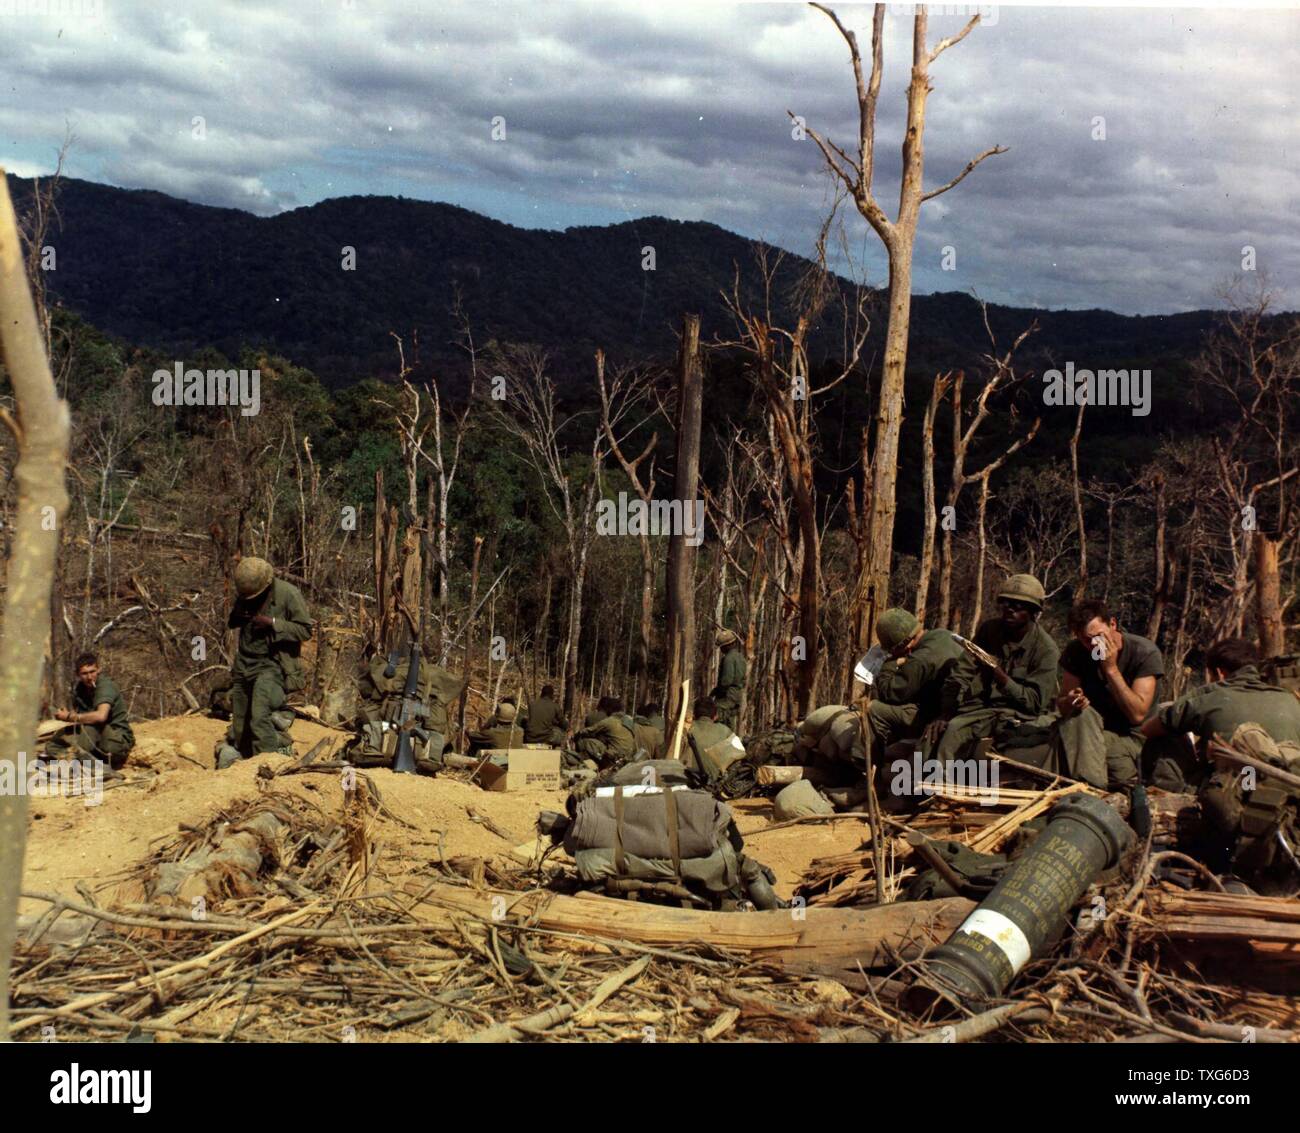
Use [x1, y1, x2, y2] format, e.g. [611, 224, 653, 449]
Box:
[915, 371, 951, 619]
[802, 3, 1005, 652]
[596, 352, 660, 709]
[492, 345, 605, 718]
[0, 171, 73, 1040]
[1192, 281, 1300, 656]
[717, 245, 867, 715]
[937, 314, 1041, 627]
[1069, 397, 1088, 598]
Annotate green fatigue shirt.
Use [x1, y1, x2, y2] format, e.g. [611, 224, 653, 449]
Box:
[583, 708, 608, 728]
[1158, 666, 1300, 745]
[687, 718, 746, 777]
[229, 578, 313, 689]
[797, 704, 861, 762]
[73, 676, 133, 739]
[523, 697, 566, 743]
[645, 712, 666, 733]
[1060, 632, 1164, 734]
[574, 714, 636, 759]
[944, 618, 1060, 718]
[632, 716, 665, 760]
[712, 647, 747, 708]
[471, 719, 525, 750]
[875, 629, 965, 726]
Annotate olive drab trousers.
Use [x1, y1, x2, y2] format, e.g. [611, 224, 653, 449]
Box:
[1048, 706, 1142, 790]
[229, 670, 291, 756]
[50, 723, 134, 769]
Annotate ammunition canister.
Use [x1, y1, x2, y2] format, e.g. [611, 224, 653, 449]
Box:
[903, 793, 1132, 1013]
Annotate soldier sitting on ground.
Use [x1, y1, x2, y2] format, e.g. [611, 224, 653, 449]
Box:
[48, 651, 135, 771]
[1048, 598, 1164, 790]
[925, 573, 1060, 763]
[468, 699, 525, 753]
[571, 696, 637, 768]
[868, 608, 964, 754]
[632, 703, 666, 760]
[685, 697, 747, 781]
[522, 684, 567, 746]
[1140, 636, 1300, 791]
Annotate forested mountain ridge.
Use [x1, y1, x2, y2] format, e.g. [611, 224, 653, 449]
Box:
[9, 174, 1223, 389]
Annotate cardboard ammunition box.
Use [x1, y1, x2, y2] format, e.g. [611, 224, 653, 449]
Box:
[477, 747, 562, 792]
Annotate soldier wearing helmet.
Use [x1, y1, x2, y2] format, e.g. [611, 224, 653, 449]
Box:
[220, 556, 312, 767]
[711, 627, 747, 731]
[923, 573, 1060, 764]
[866, 608, 965, 751]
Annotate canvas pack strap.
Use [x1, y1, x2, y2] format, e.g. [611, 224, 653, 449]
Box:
[663, 787, 682, 878]
[613, 786, 626, 874]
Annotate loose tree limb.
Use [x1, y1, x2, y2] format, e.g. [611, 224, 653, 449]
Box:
[461, 955, 650, 1043]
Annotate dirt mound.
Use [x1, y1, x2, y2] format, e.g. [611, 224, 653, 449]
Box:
[20, 714, 572, 917]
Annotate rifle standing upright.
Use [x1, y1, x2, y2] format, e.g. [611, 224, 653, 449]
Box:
[392, 532, 430, 775]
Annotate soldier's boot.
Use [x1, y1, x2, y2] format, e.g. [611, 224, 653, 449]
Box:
[739, 856, 785, 910]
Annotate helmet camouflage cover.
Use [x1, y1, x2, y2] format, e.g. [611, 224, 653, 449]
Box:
[234, 556, 274, 599]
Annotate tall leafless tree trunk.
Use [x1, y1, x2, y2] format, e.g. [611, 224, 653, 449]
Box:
[0, 172, 73, 1040]
[664, 315, 703, 734]
[1070, 397, 1088, 597]
[915, 371, 950, 619]
[1146, 471, 1170, 640]
[596, 351, 659, 709]
[1255, 531, 1284, 658]
[804, 3, 1004, 651]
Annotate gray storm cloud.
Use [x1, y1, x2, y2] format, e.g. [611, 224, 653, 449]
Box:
[0, 0, 1295, 314]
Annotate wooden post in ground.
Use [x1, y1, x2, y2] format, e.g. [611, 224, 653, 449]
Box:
[663, 314, 703, 727]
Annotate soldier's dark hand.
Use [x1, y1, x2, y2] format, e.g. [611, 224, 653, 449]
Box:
[922, 719, 947, 745]
[249, 614, 274, 631]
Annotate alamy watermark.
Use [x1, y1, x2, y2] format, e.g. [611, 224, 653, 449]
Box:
[595, 491, 705, 547]
[152, 362, 261, 416]
[1042, 362, 1151, 417]
[889, 750, 1001, 806]
[1, 752, 103, 806]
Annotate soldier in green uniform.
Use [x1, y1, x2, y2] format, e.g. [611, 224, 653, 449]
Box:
[711, 629, 747, 732]
[223, 557, 312, 766]
[795, 704, 862, 766]
[523, 684, 567, 746]
[1050, 598, 1164, 790]
[50, 652, 135, 769]
[1141, 637, 1300, 791]
[927, 574, 1060, 762]
[686, 697, 746, 780]
[572, 697, 636, 767]
[469, 700, 525, 752]
[868, 608, 965, 750]
[632, 703, 666, 760]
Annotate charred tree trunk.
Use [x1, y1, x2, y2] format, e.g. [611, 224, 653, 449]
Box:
[1147, 471, 1169, 640]
[663, 315, 703, 733]
[457, 534, 484, 750]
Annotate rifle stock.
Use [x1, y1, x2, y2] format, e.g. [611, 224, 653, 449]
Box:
[392, 638, 423, 774]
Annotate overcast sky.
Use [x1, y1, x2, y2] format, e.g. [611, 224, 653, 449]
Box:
[2, 0, 1296, 314]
